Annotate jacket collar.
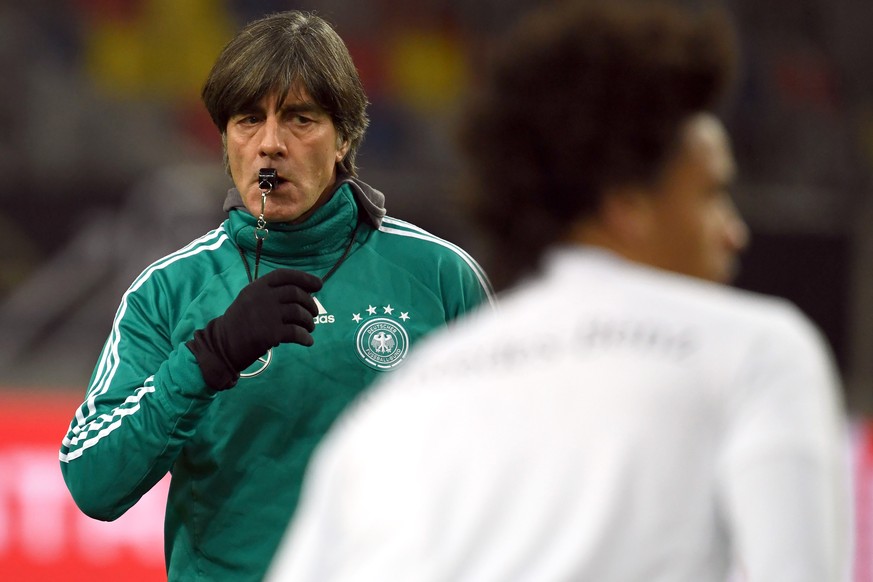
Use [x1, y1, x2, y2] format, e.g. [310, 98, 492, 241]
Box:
[228, 182, 363, 270]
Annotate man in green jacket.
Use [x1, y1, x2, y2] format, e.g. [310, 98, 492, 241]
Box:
[59, 10, 493, 581]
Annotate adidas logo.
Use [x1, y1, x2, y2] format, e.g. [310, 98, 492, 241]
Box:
[313, 297, 335, 324]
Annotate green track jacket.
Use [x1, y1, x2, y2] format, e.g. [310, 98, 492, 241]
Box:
[60, 177, 493, 580]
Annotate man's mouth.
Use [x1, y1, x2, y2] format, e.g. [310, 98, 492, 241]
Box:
[257, 169, 290, 189]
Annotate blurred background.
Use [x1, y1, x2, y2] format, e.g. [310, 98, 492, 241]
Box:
[1, 0, 872, 408]
[0, 0, 872, 579]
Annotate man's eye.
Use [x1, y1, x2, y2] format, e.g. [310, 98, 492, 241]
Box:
[294, 115, 313, 124]
[232, 114, 259, 125]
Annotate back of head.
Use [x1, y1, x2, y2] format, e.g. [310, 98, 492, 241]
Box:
[202, 11, 369, 176]
[460, 0, 737, 289]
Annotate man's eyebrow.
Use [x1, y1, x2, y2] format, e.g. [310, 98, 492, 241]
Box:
[232, 102, 265, 116]
[278, 101, 326, 115]
[230, 99, 326, 118]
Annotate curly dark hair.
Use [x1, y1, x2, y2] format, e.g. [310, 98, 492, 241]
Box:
[202, 11, 369, 176]
[459, 0, 737, 290]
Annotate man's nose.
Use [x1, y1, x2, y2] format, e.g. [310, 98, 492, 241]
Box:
[724, 199, 749, 252]
[259, 117, 287, 158]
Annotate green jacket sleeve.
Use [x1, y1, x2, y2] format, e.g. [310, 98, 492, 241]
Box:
[59, 280, 215, 521]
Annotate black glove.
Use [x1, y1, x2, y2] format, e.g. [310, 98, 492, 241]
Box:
[187, 269, 323, 391]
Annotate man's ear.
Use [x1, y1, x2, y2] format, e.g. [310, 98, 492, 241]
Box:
[336, 137, 350, 163]
[599, 186, 655, 245]
[222, 132, 231, 176]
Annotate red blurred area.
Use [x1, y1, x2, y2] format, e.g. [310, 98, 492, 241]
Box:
[0, 390, 167, 581]
[855, 422, 873, 582]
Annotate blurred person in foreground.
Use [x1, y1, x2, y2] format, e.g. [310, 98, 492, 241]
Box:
[266, 1, 852, 580]
[59, 10, 493, 581]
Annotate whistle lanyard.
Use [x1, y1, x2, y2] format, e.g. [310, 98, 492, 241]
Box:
[237, 190, 361, 286]
[252, 184, 270, 280]
[236, 221, 360, 284]
[238, 169, 360, 283]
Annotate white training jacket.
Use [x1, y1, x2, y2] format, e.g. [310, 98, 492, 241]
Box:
[267, 247, 852, 582]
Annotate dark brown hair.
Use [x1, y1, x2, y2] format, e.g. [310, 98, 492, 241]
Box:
[202, 11, 369, 176]
[460, 0, 737, 289]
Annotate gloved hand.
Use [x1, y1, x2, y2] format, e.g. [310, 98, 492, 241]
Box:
[187, 268, 324, 391]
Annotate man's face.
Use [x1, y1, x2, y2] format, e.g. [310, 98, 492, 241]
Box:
[225, 87, 348, 224]
[642, 114, 748, 284]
